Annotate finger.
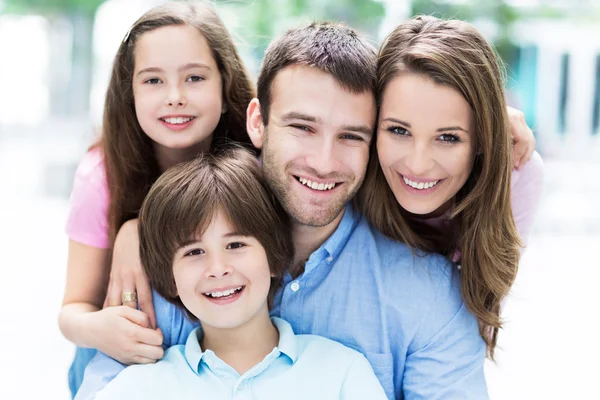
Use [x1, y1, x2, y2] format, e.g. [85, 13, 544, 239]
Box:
[133, 324, 164, 347]
[121, 279, 138, 309]
[131, 353, 162, 365]
[106, 278, 123, 308]
[119, 306, 152, 329]
[133, 342, 164, 361]
[136, 273, 156, 329]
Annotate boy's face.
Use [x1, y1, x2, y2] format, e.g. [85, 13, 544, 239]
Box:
[172, 210, 272, 330]
[248, 65, 376, 228]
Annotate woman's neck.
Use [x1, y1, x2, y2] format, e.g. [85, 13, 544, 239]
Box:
[154, 139, 211, 172]
[200, 307, 279, 375]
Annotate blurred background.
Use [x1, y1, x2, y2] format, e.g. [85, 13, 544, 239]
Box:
[0, 0, 598, 398]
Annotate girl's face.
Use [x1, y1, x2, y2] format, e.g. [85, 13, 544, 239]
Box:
[172, 210, 272, 331]
[377, 73, 477, 216]
[132, 25, 224, 156]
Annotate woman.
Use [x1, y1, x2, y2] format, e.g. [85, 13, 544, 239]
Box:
[359, 15, 544, 358]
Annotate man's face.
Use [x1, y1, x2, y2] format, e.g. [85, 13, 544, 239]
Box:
[252, 65, 376, 228]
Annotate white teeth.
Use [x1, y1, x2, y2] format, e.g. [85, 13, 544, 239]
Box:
[163, 117, 193, 124]
[206, 286, 242, 298]
[403, 176, 440, 190]
[298, 177, 336, 191]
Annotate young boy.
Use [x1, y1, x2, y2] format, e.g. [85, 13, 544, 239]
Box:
[93, 147, 387, 399]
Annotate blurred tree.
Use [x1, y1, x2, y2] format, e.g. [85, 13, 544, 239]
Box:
[4, 0, 106, 117]
[411, 0, 519, 68]
[223, 0, 385, 62]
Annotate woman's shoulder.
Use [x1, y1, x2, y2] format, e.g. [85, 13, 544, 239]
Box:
[74, 147, 107, 184]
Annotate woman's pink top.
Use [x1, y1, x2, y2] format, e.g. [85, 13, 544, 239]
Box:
[66, 148, 111, 249]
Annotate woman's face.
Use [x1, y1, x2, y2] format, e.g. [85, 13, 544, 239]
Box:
[377, 73, 477, 216]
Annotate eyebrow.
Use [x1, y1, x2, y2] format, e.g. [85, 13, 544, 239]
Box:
[136, 62, 211, 77]
[381, 117, 469, 133]
[178, 231, 249, 248]
[281, 112, 373, 137]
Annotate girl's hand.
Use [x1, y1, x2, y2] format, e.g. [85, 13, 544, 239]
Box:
[87, 305, 164, 364]
[507, 106, 535, 170]
[104, 219, 157, 330]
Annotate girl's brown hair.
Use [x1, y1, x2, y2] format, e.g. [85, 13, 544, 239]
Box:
[358, 16, 521, 358]
[99, 1, 256, 242]
[138, 146, 293, 317]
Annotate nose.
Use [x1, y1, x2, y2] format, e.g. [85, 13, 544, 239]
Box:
[165, 83, 186, 107]
[305, 135, 342, 176]
[205, 254, 233, 279]
[405, 141, 435, 176]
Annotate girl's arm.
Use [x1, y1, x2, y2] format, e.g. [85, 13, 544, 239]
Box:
[58, 240, 164, 364]
[59, 149, 162, 364]
[511, 151, 545, 248]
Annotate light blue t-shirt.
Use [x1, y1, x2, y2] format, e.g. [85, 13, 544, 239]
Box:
[78, 205, 487, 400]
[93, 317, 386, 400]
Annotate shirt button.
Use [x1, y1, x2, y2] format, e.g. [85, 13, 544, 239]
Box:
[290, 282, 300, 292]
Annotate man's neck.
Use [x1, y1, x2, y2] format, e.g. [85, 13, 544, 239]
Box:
[200, 307, 279, 375]
[291, 208, 345, 275]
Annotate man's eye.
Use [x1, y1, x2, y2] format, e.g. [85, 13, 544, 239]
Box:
[290, 125, 311, 132]
[439, 134, 460, 143]
[388, 126, 409, 136]
[227, 242, 245, 250]
[187, 75, 204, 82]
[340, 134, 363, 141]
[184, 248, 204, 257]
[144, 78, 162, 84]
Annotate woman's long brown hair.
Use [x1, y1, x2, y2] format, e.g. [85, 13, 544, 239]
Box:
[358, 16, 521, 358]
[97, 2, 256, 243]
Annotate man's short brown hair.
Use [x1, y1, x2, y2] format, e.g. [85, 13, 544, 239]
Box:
[256, 21, 377, 125]
[138, 147, 293, 319]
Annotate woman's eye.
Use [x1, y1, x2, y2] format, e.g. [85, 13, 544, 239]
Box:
[227, 242, 245, 250]
[184, 248, 204, 257]
[187, 75, 204, 82]
[144, 78, 162, 84]
[439, 133, 460, 143]
[388, 126, 409, 136]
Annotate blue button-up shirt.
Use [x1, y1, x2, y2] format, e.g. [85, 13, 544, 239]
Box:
[77, 205, 487, 400]
[92, 317, 386, 400]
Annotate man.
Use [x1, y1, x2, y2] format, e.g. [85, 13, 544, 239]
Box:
[79, 22, 488, 399]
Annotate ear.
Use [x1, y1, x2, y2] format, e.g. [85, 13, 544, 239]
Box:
[246, 98, 265, 149]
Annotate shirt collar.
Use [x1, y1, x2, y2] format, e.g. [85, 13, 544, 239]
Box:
[183, 317, 298, 374]
[305, 204, 359, 273]
[271, 316, 298, 364]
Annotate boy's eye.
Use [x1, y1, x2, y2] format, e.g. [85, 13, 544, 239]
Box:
[438, 133, 460, 143]
[184, 248, 204, 257]
[187, 75, 204, 82]
[226, 242, 245, 250]
[144, 78, 162, 84]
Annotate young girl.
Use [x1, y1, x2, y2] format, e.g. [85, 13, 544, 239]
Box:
[359, 15, 544, 359]
[58, 2, 256, 396]
[94, 147, 386, 399]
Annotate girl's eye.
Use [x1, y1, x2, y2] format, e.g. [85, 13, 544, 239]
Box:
[184, 248, 204, 257]
[438, 133, 460, 143]
[145, 78, 162, 84]
[187, 75, 204, 82]
[226, 242, 245, 250]
[388, 126, 409, 136]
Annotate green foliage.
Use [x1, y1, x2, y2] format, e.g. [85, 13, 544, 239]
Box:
[3, 0, 106, 16]
[218, 0, 384, 59]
